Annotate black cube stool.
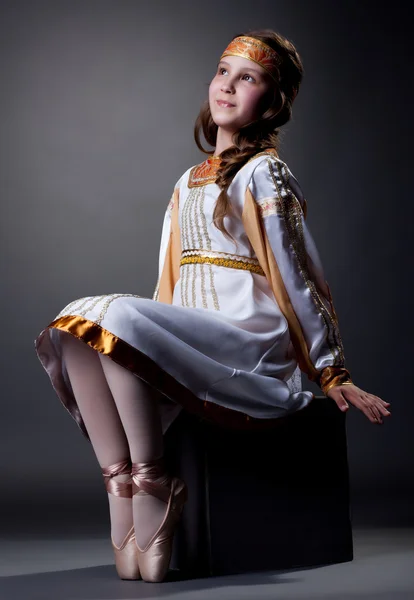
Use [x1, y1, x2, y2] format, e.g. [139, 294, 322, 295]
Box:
[164, 395, 353, 578]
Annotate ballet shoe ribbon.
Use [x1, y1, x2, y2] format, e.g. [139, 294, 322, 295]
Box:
[102, 458, 132, 498]
[131, 457, 172, 504]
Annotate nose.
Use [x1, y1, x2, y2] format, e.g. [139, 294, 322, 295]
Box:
[220, 78, 235, 94]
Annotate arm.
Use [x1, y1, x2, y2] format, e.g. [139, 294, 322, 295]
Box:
[248, 155, 352, 395]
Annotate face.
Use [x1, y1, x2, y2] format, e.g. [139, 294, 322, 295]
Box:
[208, 54, 273, 133]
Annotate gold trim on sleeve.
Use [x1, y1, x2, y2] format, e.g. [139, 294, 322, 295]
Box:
[268, 159, 345, 366]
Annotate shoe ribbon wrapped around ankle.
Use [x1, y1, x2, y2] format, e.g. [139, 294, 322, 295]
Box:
[102, 458, 132, 498]
[131, 457, 172, 503]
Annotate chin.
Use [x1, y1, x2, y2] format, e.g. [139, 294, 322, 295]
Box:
[214, 120, 238, 130]
[211, 111, 236, 126]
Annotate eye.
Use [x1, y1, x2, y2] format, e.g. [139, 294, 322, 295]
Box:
[218, 67, 256, 83]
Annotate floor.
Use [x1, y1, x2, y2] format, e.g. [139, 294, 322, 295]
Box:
[0, 528, 412, 599]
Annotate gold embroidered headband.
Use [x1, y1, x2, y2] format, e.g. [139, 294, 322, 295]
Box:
[220, 36, 282, 83]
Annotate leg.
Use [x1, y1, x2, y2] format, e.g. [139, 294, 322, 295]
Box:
[97, 353, 170, 550]
[60, 332, 133, 547]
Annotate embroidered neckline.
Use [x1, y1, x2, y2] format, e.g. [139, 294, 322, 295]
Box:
[187, 148, 277, 188]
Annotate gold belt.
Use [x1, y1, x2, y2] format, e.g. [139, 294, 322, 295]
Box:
[180, 249, 265, 276]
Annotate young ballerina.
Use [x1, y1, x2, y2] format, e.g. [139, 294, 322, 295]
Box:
[34, 29, 391, 583]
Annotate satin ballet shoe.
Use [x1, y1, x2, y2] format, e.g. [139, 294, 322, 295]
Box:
[131, 457, 188, 583]
[102, 458, 141, 580]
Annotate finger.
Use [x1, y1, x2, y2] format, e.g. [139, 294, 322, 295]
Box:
[370, 394, 391, 407]
[366, 397, 383, 422]
[360, 399, 380, 424]
[376, 402, 391, 417]
[331, 392, 348, 411]
[338, 389, 349, 411]
[366, 396, 391, 418]
[372, 409, 383, 423]
[369, 409, 381, 424]
[367, 395, 391, 418]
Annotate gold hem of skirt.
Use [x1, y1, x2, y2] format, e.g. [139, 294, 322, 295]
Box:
[36, 314, 314, 437]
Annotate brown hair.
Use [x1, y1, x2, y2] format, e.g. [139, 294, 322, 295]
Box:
[194, 29, 304, 246]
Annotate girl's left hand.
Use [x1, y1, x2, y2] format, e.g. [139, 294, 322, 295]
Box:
[326, 383, 391, 424]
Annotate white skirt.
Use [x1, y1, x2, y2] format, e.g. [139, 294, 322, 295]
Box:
[34, 293, 314, 441]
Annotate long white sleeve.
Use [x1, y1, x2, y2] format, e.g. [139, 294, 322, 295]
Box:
[248, 155, 346, 375]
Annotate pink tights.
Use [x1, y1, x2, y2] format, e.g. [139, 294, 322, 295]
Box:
[60, 332, 170, 549]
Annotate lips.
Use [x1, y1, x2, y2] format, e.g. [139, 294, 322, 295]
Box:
[216, 100, 235, 107]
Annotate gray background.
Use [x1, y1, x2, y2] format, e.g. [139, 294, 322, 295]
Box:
[1, 0, 411, 534]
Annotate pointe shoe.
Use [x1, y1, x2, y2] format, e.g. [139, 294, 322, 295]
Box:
[131, 457, 188, 583]
[102, 458, 141, 580]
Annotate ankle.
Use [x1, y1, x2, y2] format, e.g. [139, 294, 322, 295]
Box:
[131, 457, 172, 500]
[102, 458, 132, 498]
[111, 473, 131, 484]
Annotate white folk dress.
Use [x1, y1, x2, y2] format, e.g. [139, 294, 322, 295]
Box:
[34, 149, 346, 440]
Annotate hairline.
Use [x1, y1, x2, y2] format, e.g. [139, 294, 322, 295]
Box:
[217, 59, 265, 77]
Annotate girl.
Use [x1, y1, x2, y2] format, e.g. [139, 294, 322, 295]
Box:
[34, 29, 391, 583]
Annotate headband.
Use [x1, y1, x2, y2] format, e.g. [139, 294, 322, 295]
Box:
[220, 35, 282, 83]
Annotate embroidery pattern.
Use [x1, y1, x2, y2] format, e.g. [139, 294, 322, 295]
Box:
[159, 150, 279, 308]
[199, 186, 220, 311]
[56, 297, 96, 318]
[180, 185, 220, 310]
[77, 295, 107, 317]
[181, 249, 265, 275]
[56, 298, 87, 318]
[57, 294, 144, 326]
[188, 157, 221, 188]
[266, 158, 345, 366]
[187, 148, 277, 188]
[180, 254, 265, 275]
[286, 365, 302, 394]
[221, 36, 282, 80]
[192, 186, 208, 309]
[94, 293, 143, 326]
[181, 186, 195, 306]
[255, 195, 284, 217]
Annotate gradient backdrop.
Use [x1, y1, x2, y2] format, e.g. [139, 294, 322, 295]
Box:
[1, 0, 412, 534]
